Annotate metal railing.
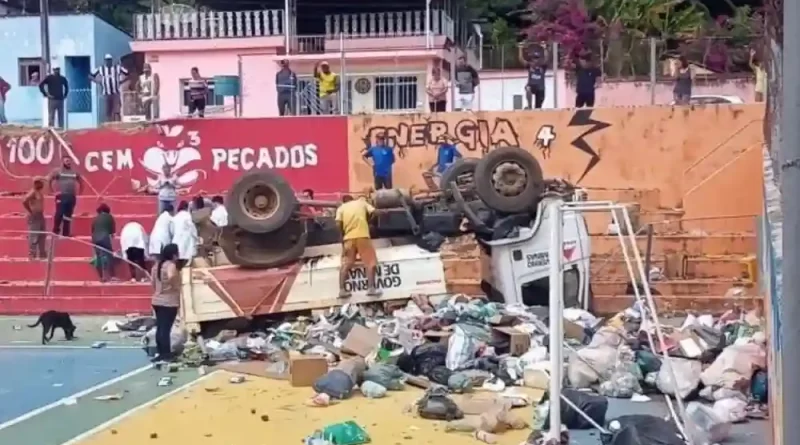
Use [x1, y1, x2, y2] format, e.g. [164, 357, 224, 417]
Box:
[134, 10, 284, 40]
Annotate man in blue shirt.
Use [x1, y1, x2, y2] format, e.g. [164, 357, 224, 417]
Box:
[435, 136, 463, 174]
[363, 134, 395, 189]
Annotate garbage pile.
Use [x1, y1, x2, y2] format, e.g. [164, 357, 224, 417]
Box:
[106, 295, 769, 444]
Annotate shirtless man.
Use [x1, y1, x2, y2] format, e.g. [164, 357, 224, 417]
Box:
[23, 178, 47, 259]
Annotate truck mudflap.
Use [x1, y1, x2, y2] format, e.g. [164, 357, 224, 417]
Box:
[181, 244, 449, 328]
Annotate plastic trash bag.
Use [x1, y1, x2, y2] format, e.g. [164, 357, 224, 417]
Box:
[206, 340, 241, 362]
[313, 370, 355, 400]
[446, 325, 480, 371]
[318, 421, 371, 445]
[542, 388, 608, 430]
[363, 363, 405, 390]
[713, 398, 748, 423]
[599, 345, 643, 398]
[416, 387, 464, 421]
[700, 343, 766, 391]
[427, 366, 453, 386]
[685, 401, 732, 444]
[602, 415, 685, 445]
[360, 381, 387, 399]
[656, 358, 702, 399]
[567, 345, 617, 388]
[143, 325, 188, 356]
[447, 371, 474, 393]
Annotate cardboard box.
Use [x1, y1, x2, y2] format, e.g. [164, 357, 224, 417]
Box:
[492, 327, 531, 356]
[341, 324, 383, 357]
[289, 353, 329, 387]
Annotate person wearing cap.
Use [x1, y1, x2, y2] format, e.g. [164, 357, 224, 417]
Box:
[362, 133, 395, 190]
[314, 61, 339, 114]
[38, 66, 69, 128]
[91, 54, 128, 122]
[275, 59, 297, 116]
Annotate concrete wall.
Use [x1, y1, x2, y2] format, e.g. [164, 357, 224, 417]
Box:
[0, 14, 130, 128]
[477, 69, 756, 110]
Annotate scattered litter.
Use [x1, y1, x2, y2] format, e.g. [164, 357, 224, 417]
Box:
[52, 383, 63, 387]
[94, 393, 124, 401]
[229, 375, 246, 384]
[157, 377, 173, 387]
[62, 398, 78, 406]
[91, 341, 107, 349]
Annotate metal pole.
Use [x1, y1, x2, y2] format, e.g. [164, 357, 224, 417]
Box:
[781, 0, 800, 442]
[284, 0, 290, 54]
[40, 0, 51, 128]
[425, 0, 431, 49]
[551, 41, 558, 108]
[644, 223, 654, 282]
[547, 201, 564, 439]
[339, 33, 345, 115]
[649, 37, 657, 105]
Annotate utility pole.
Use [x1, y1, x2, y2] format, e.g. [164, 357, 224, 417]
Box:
[782, 0, 799, 443]
[39, 0, 51, 127]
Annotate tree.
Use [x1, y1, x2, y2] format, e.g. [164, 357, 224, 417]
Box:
[523, 0, 604, 68]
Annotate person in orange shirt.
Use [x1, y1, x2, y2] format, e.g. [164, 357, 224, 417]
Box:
[336, 195, 380, 298]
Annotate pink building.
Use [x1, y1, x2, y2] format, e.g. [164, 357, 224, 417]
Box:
[129, 3, 476, 119]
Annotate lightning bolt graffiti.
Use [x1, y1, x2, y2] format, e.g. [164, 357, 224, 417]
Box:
[568, 109, 611, 184]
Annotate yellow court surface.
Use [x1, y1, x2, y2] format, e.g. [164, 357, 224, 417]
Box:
[77, 370, 538, 445]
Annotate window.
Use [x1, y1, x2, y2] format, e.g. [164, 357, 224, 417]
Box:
[374, 75, 418, 112]
[180, 79, 224, 112]
[18, 58, 42, 86]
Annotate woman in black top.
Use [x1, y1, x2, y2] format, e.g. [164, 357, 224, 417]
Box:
[91, 203, 116, 281]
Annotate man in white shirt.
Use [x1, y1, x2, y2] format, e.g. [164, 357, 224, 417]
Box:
[210, 195, 228, 227]
[120, 221, 149, 282]
[150, 203, 174, 259]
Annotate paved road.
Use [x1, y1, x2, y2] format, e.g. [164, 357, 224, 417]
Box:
[0, 316, 146, 347]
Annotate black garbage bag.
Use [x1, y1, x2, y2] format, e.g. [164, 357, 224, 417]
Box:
[416, 387, 463, 421]
[415, 232, 446, 252]
[542, 389, 608, 430]
[601, 415, 685, 445]
[312, 370, 355, 400]
[396, 343, 448, 376]
[426, 366, 453, 386]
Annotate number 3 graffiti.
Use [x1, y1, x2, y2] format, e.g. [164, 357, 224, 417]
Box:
[534, 125, 556, 158]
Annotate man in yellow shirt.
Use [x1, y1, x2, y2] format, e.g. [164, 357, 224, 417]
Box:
[314, 61, 339, 114]
[335, 195, 380, 298]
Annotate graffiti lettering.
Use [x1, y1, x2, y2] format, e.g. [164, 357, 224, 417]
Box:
[344, 263, 402, 292]
[364, 118, 520, 153]
[210, 144, 318, 171]
[84, 149, 134, 172]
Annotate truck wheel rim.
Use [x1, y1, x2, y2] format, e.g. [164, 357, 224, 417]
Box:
[241, 183, 280, 220]
[491, 162, 528, 196]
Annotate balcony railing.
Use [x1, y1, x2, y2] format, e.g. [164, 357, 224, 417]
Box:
[325, 10, 453, 39]
[134, 10, 284, 40]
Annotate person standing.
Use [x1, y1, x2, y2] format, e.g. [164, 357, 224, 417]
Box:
[121, 221, 149, 282]
[0, 75, 10, 124]
[155, 164, 177, 215]
[574, 55, 601, 108]
[434, 136, 463, 178]
[39, 66, 69, 128]
[210, 195, 228, 227]
[276, 59, 297, 116]
[149, 203, 174, 260]
[91, 54, 128, 123]
[314, 61, 340, 115]
[22, 178, 46, 259]
[47, 157, 83, 237]
[454, 56, 479, 111]
[91, 204, 116, 282]
[172, 201, 198, 269]
[750, 49, 766, 103]
[186, 67, 208, 118]
[426, 67, 449, 112]
[362, 134, 395, 190]
[524, 56, 548, 109]
[151, 243, 182, 363]
[139, 63, 160, 120]
[336, 195, 381, 298]
[672, 56, 693, 105]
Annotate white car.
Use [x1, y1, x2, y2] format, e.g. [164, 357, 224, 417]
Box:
[671, 95, 745, 105]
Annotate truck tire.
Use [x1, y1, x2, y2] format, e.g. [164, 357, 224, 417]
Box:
[440, 158, 479, 194]
[473, 147, 544, 214]
[226, 170, 298, 234]
[219, 222, 307, 268]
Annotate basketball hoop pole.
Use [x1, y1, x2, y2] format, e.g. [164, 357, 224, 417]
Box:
[547, 200, 564, 439]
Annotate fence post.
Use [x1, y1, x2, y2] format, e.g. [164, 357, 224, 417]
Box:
[500, 44, 505, 110]
[552, 41, 558, 109]
[649, 37, 657, 105]
[339, 32, 345, 115]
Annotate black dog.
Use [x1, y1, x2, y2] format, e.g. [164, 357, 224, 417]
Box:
[28, 310, 76, 344]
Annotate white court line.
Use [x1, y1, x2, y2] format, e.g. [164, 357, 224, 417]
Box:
[0, 363, 153, 431]
[60, 371, 217, 445]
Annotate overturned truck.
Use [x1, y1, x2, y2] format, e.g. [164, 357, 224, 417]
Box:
[180, 148, 592, 333]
